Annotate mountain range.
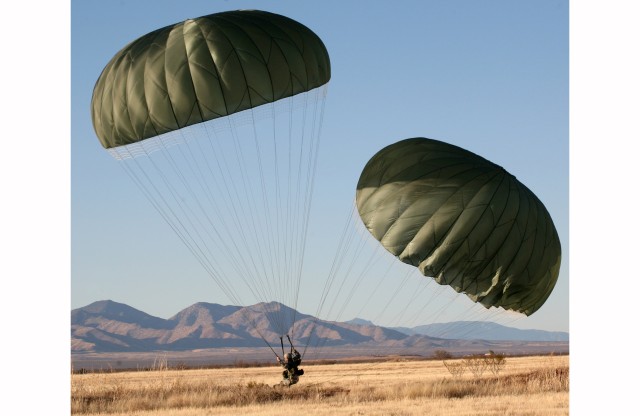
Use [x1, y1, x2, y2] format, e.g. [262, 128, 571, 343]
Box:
[71, 300, 568, 355]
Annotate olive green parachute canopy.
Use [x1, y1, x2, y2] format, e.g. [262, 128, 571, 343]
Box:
[356, 138, 561, 316]
[91, 9, 331, 149]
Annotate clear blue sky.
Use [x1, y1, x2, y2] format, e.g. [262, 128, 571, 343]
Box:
[70, 0, 569, 332]
[4, 1, 640, 413]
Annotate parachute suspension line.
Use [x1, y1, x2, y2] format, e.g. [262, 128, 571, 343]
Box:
[304, 202, 368, 356]
[202, 118, 282, 318]
[300, 202, 358, 358]
[291, 86, 328, 337]
[230, 113, 276, 293]
[274, 101, 294, 337]
[285, 92, 297, 334]
[114, 152, 221, 281]
[255, 87, 327, 338]
[231, 303, 283, 356]
[308, 248, 398, 357]
[312, 223, 385, 354]
[192, 118, 288, 339]
[114, 147, 283, 352]
[241, 107, 307, 334]
[175, 125, 286, 327]
[325, 222, 388, 322]
[268, 85, 328, 349]
[370, 268, 415, 325]
[286, 334, 296, 353]
[266, 97, 295, 337]
[116, 142, 237, 288]
[230, 111, 286, 335]
[198, 88, 327, 341]
[399, 277, 450, 329]
[387, 271, 518, 340]
[268, 98, 286, 336]
[156, 131, 257, 287]
[344, 254, 401, 328]
[247, 108, 283, 321]
[285, 87, 314, 338]
[440, 296, 523, 340]
[313, 254, 415, 359]
[282, 93, 302, 337]
[368, 270, 428, 330]
[284, 92, 300, 338]
[243, 88, 328, 338]
[153, 128, 278, 316]
[406, 278, 493, 343]
[182, 125, 264, 284]
[212, 109, 287, 335]
[301, 200, 375, 358]
[312, 204, 360, 313]
[113, 128, 283, 352]
[121, 137, 243, 298]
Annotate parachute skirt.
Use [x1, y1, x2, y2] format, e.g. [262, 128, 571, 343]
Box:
[107, 86, 328, 161]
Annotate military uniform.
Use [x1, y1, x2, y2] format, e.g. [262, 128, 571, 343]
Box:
[278, 349, 303, 386]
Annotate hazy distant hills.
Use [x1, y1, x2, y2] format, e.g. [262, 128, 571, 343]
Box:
[71, 300, 568, 354]
[390, 322, 569, 342]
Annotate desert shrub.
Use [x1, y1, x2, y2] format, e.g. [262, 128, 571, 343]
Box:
[462, 355, 488, 377]
[442, 360, 465, 377]
[433, 349, 453, 359]
[484, 350, 506, 375]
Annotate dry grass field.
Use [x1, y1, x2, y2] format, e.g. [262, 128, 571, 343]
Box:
[71, 354, 568, 415]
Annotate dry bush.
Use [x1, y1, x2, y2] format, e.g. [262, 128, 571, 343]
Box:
[432, 349, 452, 360]
[442, 360, 465, 377]
[456, 351, 506, 377]
[485, 350, 507, 376]
[462, 355, 488, 377]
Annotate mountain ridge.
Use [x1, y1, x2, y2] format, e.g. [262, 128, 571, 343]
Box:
[71, 300, 568, 354]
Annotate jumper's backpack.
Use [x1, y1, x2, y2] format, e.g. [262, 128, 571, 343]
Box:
[292, 351, 302, 367]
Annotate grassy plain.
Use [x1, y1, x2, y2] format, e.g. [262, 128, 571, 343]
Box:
[71, 354, 568, 415]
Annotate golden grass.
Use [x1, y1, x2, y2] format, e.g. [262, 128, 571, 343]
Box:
[71, 354, 568, 415]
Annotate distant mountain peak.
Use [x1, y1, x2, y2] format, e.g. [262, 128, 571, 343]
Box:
[250, 301, 287, 312]
[345, 318, 375, 326]
[169, 302, 241, 323]
[82, 299, 131, 314]
[77, 299, 158, 321]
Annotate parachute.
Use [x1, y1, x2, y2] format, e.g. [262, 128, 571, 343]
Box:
[90, 10, 331, 350]
[91, 9, 330, 149]
[355, 138, 561, 316]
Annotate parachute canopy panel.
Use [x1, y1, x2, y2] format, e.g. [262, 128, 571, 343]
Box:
[91, 9, 331, 149]
[355, 138, 561, 316]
